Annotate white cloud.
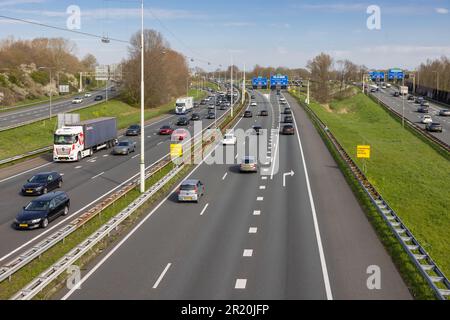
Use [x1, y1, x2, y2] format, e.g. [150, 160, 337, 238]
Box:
[276, 46, 288, 55]
[0, 0, 45, 7]
[223, 22, 255, 27]
[435, 8, 449, 14]
[5, 7, 206, 20]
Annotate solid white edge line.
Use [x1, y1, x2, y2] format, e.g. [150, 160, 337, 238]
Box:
[0, 162, 52, 184]
[152, 263, 172, 289]
[285, 93, 333, 300]
[62, 92, 249, 300]
[199, 203, 209, 216]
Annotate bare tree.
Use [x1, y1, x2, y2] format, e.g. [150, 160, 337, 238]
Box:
[307, 53, 333, 103]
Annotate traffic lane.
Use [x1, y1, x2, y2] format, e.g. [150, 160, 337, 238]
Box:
[285, 92, 411, 299]
[372, 91, 450, 144]
[66, 100, 262, 299]
[0, 90, 108, 127]
[234, 122, 327, 299]
[0, 105, 231, 259]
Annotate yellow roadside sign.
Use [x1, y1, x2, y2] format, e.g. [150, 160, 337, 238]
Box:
[357, 145, 371, 159]
[170, 143, 183, 158]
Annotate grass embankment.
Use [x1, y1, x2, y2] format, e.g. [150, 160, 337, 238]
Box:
[0, 89, 206, 162]
[290, 90, 449, 298]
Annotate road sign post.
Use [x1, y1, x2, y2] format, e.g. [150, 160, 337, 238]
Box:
[357, 145, 371, 174]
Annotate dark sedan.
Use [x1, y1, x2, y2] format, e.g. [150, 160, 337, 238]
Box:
[94, 95, 103, 101]
[417, 106, 429, 113]
[244, 110, 253, 118]
[284, 108, 292, 115]
[159, 125, 174, 135]
[177, 117, 190, 126]
[191, 113, 201, 121]
[125, 124, 141, 136]
[22, 172, 63, 196]
[426, 123, 443, 133]
[284, 115, 293, 123]
[260, 110, 268, 116]
[207, 112, 216, 119]
[15, 191, 70, 229]
[281, 124, 295, 135]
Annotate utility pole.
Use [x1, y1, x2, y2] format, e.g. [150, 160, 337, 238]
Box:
[39, 66, 53, 120]
[242, 63, 246, 105]
[402, 77, 405, 128]
[79, 72, 83, 92]
[139, 0, 145, 193]
[231, 55, 234, 117]
[306, 79, 310, 104]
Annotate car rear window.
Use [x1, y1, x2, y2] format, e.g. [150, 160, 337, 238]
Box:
[180, 184, 196, 190]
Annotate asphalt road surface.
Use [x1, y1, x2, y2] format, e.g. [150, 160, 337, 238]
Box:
[0, 96, 235, 265]
[0, 88, 116, 130]
[59, 90, 411, 300]
[371, 88, 450, 145]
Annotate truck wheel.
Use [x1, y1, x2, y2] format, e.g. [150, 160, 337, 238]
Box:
[77, 152, 82, 162]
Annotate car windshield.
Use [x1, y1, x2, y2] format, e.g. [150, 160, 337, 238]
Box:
[118, 142, 130, 146]
[129, 125, 139, 129]
[243, 158, 255, 164]
[54, 134, 76, 145]
[25, 200, 50, 211]
[29, 174, 48, 183]
[161, 125, 171, 129]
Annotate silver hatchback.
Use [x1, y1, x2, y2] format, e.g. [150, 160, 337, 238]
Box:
[178, 179, 205, 203]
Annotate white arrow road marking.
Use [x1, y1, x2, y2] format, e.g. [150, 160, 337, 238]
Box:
[283, 170, 295, 187]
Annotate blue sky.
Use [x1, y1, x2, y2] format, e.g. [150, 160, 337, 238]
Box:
[1, 0, 449, 71]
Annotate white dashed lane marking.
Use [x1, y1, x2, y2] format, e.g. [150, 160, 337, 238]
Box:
[235, 279, 247, 289]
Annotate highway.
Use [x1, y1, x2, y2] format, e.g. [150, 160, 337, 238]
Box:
[370, 87, 450, 145]
[0, 95, 233, 265]
[0, 88, 115, 130]
[59, 90, 411, 300]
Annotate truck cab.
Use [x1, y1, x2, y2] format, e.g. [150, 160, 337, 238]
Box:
[53, 126, 86, 161]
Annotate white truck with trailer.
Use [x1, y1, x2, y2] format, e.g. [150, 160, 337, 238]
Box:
[53, 117, 117, 162]
[175, 97, 194, 115]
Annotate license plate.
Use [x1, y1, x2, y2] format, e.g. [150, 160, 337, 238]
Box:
[19, 224, 28, 228]
[26, 190, 33, 193]
[184, 197, 192, 201]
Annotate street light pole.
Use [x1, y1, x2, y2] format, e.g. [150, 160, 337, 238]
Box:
[402, 77, 405, 128]
[139, 0, 145, 193]
[39, 67, 53, 120]
[230, 54, 234, 117]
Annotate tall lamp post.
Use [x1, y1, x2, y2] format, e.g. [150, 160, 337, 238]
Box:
[38, 66, 54, 120]
[139, 0, 145, 193]
[432, 71, 439, 99]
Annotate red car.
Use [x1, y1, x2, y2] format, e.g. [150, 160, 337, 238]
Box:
[172, 129, 189, 141]
[159, 125, 174, 135]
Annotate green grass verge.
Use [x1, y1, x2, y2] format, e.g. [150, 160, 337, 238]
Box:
[0, 89, 207, 162]
[289, 90, 448, 299]
[0, 162, 180, 300]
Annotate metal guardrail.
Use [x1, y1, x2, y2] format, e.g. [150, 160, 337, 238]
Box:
[289, 91, 450, 300]
[9, 90, 249, 300]
[10, 163, 185, 300]
[0, 158, 171, 283]
[0, 147, 52, 166]
[368, 93, 450, 153]
[0, 88, 245, 285]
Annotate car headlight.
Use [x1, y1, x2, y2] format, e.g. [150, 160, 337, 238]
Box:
[31, 218, 41, 224]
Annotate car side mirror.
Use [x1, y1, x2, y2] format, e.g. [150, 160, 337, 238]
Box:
[23, 206, 25, 210]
